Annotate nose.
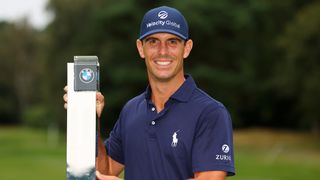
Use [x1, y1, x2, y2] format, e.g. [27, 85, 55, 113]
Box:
[158, 41, 169, 55]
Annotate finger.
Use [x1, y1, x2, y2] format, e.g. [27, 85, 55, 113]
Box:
[96, 92, 104, 102]
[63, 94, 68, 102]
[96, 92, 104, 118]
[64, 103, 67, 110]
[96, 173, 119, 180]
[64, 86, 68, 93]
[96, 171, 102, 179]
[96, 93, 105, 107]
[96, 171, 107, 180]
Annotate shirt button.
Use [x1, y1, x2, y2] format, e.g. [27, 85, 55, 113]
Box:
[151, 107, 156, 111]
[151, 121, 156, 125]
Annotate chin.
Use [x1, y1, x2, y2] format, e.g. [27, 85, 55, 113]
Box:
[154, 73, 177, 82]
[148, 69, 182, 82]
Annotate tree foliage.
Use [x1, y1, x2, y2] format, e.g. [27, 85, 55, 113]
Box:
[0, 0, 319, 133]
[0, 20, 45, 125]
[276, 1, 320, 131]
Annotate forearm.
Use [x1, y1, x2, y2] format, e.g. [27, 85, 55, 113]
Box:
[96, 119, 124, 176]
[96, 118, 109, 175]
[194, 171, 227, 180]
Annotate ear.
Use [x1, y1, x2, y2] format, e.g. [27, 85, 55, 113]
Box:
[136, 39, 145, 58]
[183, 39, 193, 59]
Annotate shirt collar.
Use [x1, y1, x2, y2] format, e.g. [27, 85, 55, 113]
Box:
[144, 74, 197, 103]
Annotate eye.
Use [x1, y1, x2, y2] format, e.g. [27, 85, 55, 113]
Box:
[167, 38, 182, 47]
[145, 38, 159, 46]
[169, 39, 178, 45]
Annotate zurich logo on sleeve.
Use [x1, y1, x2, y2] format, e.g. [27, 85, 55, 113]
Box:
[79, 68, 94, 83]
[222, 144, 230, 153]
[216, 144, 232, 161]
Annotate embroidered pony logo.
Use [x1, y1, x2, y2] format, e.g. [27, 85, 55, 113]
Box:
[171, 130, 180, 147]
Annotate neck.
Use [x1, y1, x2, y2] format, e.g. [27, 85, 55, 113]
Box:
[149, 74, 185, 112]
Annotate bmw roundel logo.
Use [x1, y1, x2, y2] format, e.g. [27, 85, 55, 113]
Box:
[79, 68, 95, 83]
[158, 11, 168, 19]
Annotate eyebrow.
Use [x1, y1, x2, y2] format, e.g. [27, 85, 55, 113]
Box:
[168, 37, 183, 42]
[143, 37, 184, 43]
[143, 37, 157, 42]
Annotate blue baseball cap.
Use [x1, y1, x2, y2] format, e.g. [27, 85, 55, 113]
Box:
[139, 6, 189, 40]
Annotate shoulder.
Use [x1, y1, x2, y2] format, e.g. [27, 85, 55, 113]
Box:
[120, 92, 146, 114]
[190, 88, 231, 126]
[191, 87, 226, 111]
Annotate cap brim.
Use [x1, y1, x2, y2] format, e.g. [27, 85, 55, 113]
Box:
[139, 29, 188, 40]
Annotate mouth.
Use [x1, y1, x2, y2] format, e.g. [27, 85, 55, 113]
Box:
[155, 60, 172, 66]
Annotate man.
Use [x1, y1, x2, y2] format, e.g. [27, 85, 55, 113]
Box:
[64, 6, 235, 180]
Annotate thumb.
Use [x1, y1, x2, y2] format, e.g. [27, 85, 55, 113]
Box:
[96, 171, 117, 180]
[96, 171, 104, 180]
[96, 171, 103, 180]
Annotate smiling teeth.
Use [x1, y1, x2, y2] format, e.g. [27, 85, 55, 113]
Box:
[156, 61, 171, 65]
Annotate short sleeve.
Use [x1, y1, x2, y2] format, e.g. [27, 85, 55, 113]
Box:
[104, 116, 124, 165]
[192, 106, 235, 176]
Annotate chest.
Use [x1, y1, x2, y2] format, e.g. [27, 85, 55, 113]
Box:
[122, 103, 202, 160]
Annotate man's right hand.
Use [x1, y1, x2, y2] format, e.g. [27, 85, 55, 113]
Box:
[63, 86, 105, 118]
[95, 91, 105, 119]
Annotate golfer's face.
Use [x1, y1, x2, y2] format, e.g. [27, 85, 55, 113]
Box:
[139, 33, 189, 82]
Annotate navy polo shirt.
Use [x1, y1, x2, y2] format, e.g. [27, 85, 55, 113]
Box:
[105, 75, 235, 180]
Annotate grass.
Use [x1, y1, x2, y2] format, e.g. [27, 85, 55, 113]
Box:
[0, 126, 319, 179]
[233, 128, 320, 180]
[0, 127, 66, 180]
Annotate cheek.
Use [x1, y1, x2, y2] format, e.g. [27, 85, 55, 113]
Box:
[144, 50, 158, 61]
[171, 46, 185, 57]
[143, 54, 154, 66]
[143, 53, 152, 62]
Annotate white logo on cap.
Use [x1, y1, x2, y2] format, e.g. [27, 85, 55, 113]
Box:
[158, 11, 168, 19]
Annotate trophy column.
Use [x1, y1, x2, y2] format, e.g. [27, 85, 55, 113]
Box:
[67, 56, 99, 180]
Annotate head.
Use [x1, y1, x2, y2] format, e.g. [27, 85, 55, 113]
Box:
[136, 6, 193, 82]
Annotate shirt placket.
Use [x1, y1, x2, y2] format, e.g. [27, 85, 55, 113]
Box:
[147, 100, 172, 134]
[148, 103, 158, 139]
[146, 100, 172, 180]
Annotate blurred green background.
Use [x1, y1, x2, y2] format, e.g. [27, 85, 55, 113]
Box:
[0, 0, 320, 179]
